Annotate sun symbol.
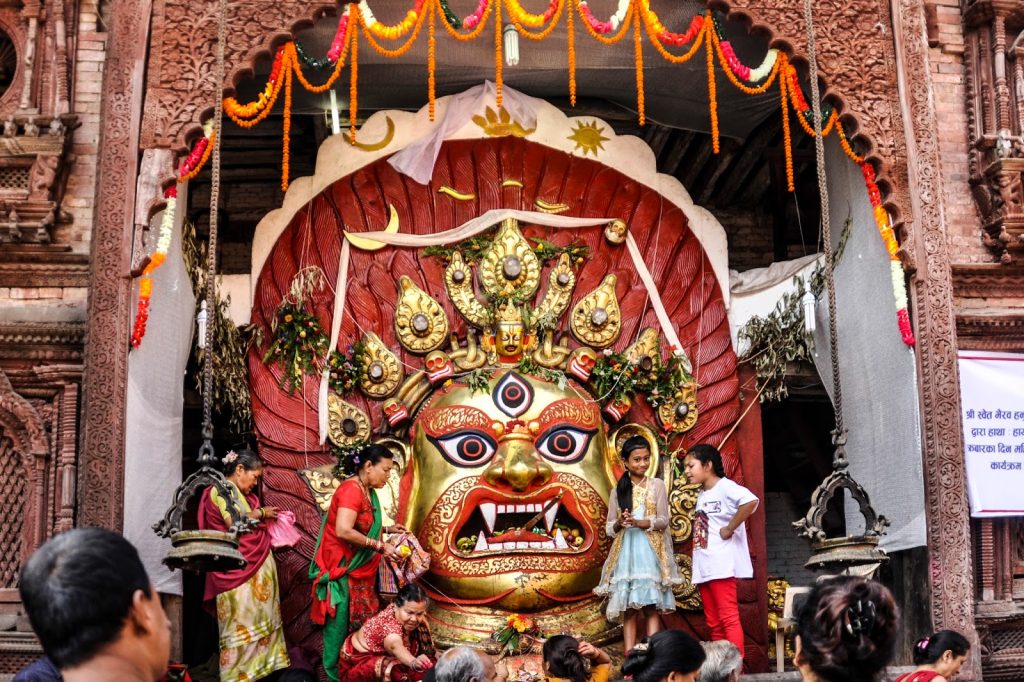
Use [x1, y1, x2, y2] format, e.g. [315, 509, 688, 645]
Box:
[567, 120, 610, 157]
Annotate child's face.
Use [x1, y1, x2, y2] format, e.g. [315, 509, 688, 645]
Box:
[683, 455, 709, 485]
[624, 448, 651, 477]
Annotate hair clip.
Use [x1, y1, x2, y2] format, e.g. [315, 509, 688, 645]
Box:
[222, 450, 238, 465]
[917, 637, 930, 650]
[844, 599, 877, 637]
[352, 455, 361, 465]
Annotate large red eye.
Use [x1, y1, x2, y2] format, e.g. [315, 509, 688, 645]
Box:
[429, 430, 498, 467]
[535, 426, 595, 464]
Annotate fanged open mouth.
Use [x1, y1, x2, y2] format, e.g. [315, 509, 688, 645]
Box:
[452, 492, 589, 555]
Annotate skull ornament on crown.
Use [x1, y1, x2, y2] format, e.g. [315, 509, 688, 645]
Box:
[307, 217, 699, 644]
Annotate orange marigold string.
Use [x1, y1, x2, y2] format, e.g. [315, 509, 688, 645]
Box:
[779, 53, 794, 192]
[836, 119, 864, 163]
[428, 0, 437, 119]
[705, 17, 718, 153]
[643, 14, 708, 65]
[282, 60, 293, 191]
[568, 3, 576, 106]
[360, 4, 428, 58]
[509, 0, 564, 40]
[495, 0, 504, 108]
[711, 27, 778, 94]
[291, 40, 349, 94]
[350, 11, 360, 144]
[178, 131, 216, 182]
[633, 7, 645, 126]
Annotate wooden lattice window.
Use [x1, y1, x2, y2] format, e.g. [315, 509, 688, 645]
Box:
[0, 167, 29, 192]
[0, 434, 25, 588]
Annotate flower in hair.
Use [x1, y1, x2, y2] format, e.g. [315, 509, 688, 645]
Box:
[222, 450, 239, 466]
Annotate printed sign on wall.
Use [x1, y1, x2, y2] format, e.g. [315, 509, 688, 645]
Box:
[958, 351, 1024, 517]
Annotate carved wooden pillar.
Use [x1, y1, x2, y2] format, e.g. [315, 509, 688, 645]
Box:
[965, 0, 1024, 263]
[892, 0, 981, 678]
[80, 0, 154, 530]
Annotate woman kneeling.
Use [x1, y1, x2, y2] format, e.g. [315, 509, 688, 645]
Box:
[339, 584, 435, 682]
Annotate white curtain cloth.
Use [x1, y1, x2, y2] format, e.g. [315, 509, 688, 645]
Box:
[810, 138, 925, 552]
[124, 183, 194, 594]
[388, 81, 541, 184]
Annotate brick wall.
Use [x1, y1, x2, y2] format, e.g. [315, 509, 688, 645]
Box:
[711, 206, 776, 272]
[764, 491, 821, 587]
[928, 0, 988, 264]
[53, 0, 108, 252]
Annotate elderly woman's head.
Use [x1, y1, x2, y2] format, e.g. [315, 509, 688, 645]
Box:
[622, 630, 706, 682]
[392, 584, 429, 633]
[698, 641, 742, 682]
[794, 577, 899, 682]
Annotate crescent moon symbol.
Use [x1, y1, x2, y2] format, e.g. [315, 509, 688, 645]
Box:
[344, 204, 399, 251]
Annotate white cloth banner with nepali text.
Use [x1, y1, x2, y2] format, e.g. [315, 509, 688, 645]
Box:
[958, 350, 1024, 517]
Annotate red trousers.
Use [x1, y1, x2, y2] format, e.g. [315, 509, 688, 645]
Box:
[699, 577, 745, 656]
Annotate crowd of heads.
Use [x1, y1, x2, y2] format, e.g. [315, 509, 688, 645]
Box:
[15, 439, 971, 682]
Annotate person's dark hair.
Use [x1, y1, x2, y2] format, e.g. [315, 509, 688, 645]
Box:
[615, 435, 650, 513]
[542, 634, 588, 682]
[394, 583, 428, 608]
[219, 447, 263, 475]
[19, 528, 153, 670]
[796, 576, 899, 682]
[686, 443, 726, 478]
[912, 630, 970, 665]
[621, 630, 705, 682]
[339, 442, 394, 477]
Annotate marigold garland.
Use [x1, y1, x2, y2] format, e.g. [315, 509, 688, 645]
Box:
[705, 12, 718, 152]
[779, 54, 794, 192]
[200, 0, 918, 349]
[131, 187, 177, 348]
[508, 0, 564, 41]
[282, 57, 293, 191]
[860, 160, 914, 346]
[567, 4, 576, 105]
[495, 0, 504, 108]
[178, 122, 216, 182]
[428, 0, 437, 119]
[440, 0, 491, 40]
[576, 0, 631, 44]
[642, 11, 704, 65]
[350, 12, 360, 143]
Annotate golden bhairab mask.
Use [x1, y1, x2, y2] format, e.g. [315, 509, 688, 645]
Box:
[402, 370, 615, 611]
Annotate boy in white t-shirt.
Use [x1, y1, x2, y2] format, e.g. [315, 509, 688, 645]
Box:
[683, 444, 759, 658]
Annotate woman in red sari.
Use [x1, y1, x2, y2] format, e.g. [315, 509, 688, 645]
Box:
[338, 584, 435, 682]
[310, 443, 404, 682]
[199, 449, 290, 682]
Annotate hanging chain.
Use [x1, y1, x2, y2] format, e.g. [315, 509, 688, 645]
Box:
[198, 0, 229, 465]
[803, 0, 846, 455]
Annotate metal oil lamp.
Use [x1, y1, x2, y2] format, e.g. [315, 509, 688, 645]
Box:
[794, 431, 890, 575]
[153, 431, 253, 573]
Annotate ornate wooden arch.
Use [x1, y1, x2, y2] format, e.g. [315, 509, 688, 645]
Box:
[86, 2, 975, 676]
